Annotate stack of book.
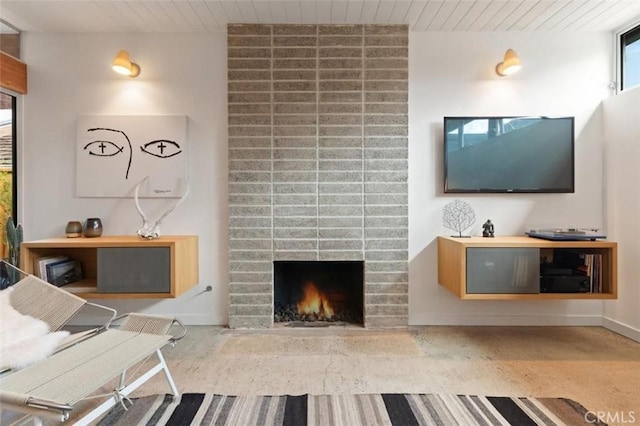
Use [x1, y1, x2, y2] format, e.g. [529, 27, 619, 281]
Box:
[33, 256, 83, 287]
[576, 253, 603, 293]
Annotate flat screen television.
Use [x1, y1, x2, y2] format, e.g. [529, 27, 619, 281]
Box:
[444, 116, 575, 193]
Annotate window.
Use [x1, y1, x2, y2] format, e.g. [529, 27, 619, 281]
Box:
[0, 91, 16, 257]
[621, 24, 640, 91]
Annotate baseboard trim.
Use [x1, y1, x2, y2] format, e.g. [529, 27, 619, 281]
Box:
[602, 317, 640, 342]
[411, 314, 603, 327]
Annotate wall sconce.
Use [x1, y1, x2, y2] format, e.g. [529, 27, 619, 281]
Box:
[495, 49, 521, 77]
[112, 50, 140, 78]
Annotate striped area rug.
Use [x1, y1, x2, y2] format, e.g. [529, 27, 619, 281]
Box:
[97, 393, 603, 426]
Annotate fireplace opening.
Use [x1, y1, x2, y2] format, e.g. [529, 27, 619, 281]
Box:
[274, 261, 364, 326]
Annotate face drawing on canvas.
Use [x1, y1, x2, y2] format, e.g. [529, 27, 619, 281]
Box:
[76, 116, 188, 198]
[83, 127, 182, 181]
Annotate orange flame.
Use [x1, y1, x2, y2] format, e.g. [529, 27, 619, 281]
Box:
[297, 281, 334, 319]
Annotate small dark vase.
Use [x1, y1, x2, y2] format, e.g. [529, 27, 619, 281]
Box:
[83, 218, 103, 238]
[65, 221, 83, 238]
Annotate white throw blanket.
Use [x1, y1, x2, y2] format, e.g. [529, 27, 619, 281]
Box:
[0, 288, 70, 370]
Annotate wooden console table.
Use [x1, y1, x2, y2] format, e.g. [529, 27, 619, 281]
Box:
[20, 235, 199, 299]
[437, 236, 617, 300]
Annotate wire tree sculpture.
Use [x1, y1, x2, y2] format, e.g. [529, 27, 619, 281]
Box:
[443, 199, 476, 237]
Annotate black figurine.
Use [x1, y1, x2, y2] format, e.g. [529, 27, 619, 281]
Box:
[482, 219, 494, 237]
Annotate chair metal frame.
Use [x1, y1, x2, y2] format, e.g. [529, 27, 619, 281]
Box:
[0, 262, 186, 425]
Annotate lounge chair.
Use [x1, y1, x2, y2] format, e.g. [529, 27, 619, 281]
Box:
[0, 262, 186, 425]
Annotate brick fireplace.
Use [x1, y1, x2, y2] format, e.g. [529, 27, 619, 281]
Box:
[227, 24, 408, 328]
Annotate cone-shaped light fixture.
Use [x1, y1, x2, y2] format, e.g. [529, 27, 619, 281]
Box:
[495, 49, 521, 77]
[112, 50, 140, 78]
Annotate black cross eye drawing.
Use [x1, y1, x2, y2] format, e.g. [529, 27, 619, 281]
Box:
[140, 139, 182, 158]
[83, 140, 124, 157]
[86, 127, 133, 179]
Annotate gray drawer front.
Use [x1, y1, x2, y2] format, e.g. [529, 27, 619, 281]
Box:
[466, 247, 539, 294]
[97, 247, 170, 293]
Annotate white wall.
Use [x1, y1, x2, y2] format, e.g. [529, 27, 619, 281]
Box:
[408, 31, 613, 325]
[20, 30, 616, 326]
[21, 33, 229, 324]
[602, 87, 640, 340]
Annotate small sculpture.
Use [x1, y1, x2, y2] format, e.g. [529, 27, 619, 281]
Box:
[482, 219, 495, 237]
[134, 177, 189, 239]
[443, 199, 476, 238]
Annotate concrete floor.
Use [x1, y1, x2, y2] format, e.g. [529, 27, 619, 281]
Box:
[10, 325, 638, 425]
[134, 325, 640, 418]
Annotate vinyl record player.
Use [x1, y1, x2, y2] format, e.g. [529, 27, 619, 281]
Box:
[526, 228, 606, 241]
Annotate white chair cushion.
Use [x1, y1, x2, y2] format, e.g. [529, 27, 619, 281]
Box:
[0, 288, 69, 370]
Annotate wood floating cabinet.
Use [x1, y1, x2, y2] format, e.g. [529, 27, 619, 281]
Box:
[20, 235, 199, 299]
[437, 236, 617, 300]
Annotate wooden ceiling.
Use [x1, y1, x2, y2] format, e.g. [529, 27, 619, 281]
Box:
[1, 0, 639, 33]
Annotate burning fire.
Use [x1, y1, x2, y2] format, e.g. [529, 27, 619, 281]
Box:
[297, 281, 334, 319]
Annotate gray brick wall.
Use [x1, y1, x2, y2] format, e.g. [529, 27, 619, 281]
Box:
[228, 24, 408, 329]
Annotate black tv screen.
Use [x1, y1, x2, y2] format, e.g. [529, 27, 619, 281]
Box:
[444, 116, 575, 193]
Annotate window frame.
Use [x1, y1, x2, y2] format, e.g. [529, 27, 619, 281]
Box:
[618, 22, 640, 92]
[0, 89, 18, 226]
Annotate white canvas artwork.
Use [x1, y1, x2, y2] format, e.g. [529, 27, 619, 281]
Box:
[76, 115, 188, 198]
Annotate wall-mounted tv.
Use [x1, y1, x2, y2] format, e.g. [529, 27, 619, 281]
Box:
[444, 116, 575, 193]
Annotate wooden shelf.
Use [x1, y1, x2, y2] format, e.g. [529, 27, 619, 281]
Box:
[20, 235, 199, 299]
[437, 236, 617, 300]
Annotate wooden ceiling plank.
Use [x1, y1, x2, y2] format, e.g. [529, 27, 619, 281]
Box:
[94, 1, 140, 32]
[524, 0, 569, 30]
[317, 0, 333, 22]
[573, 1, 640, 32]
[269, 1, 289, 22]
[509, 0, 555, 30]
[157, 1, 194, 31]
[123, 1, 163, 31]
[330, 0, 349, 22]
[145, 1, 176, 31]
[345, 0, 366, 22]
[403, 1, 428, 29]
[111, 1, 149, 31]
[428, 0, 462, 30]
[495, 0, 541, 31]
[413, 1, 443, 31]
[251, 1, 275, 24]
[467, 0, 503, 30]
[560, 0, 610, 31]
[454, 0, 493, 31]
[235, 1, 260, 22]
[535, 0, 587, 30]
[440, 0, 476, 31]
[205, 2, 231, 26]
[388, 0, 411, 23]
[220, 0, 245, 22]
[65, 3, 122, 32]
[176, 0, 218, 31]
[299, 0, 317, 23]
[479, 0, 520, 30]
[2, 0, 640, 33]
[361, 1, 382, 23]
[373, 1, 396, 23]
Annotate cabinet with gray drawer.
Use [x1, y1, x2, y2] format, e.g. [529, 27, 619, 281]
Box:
[21, 235, 199, 299]
[437, 236, 617, 300]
